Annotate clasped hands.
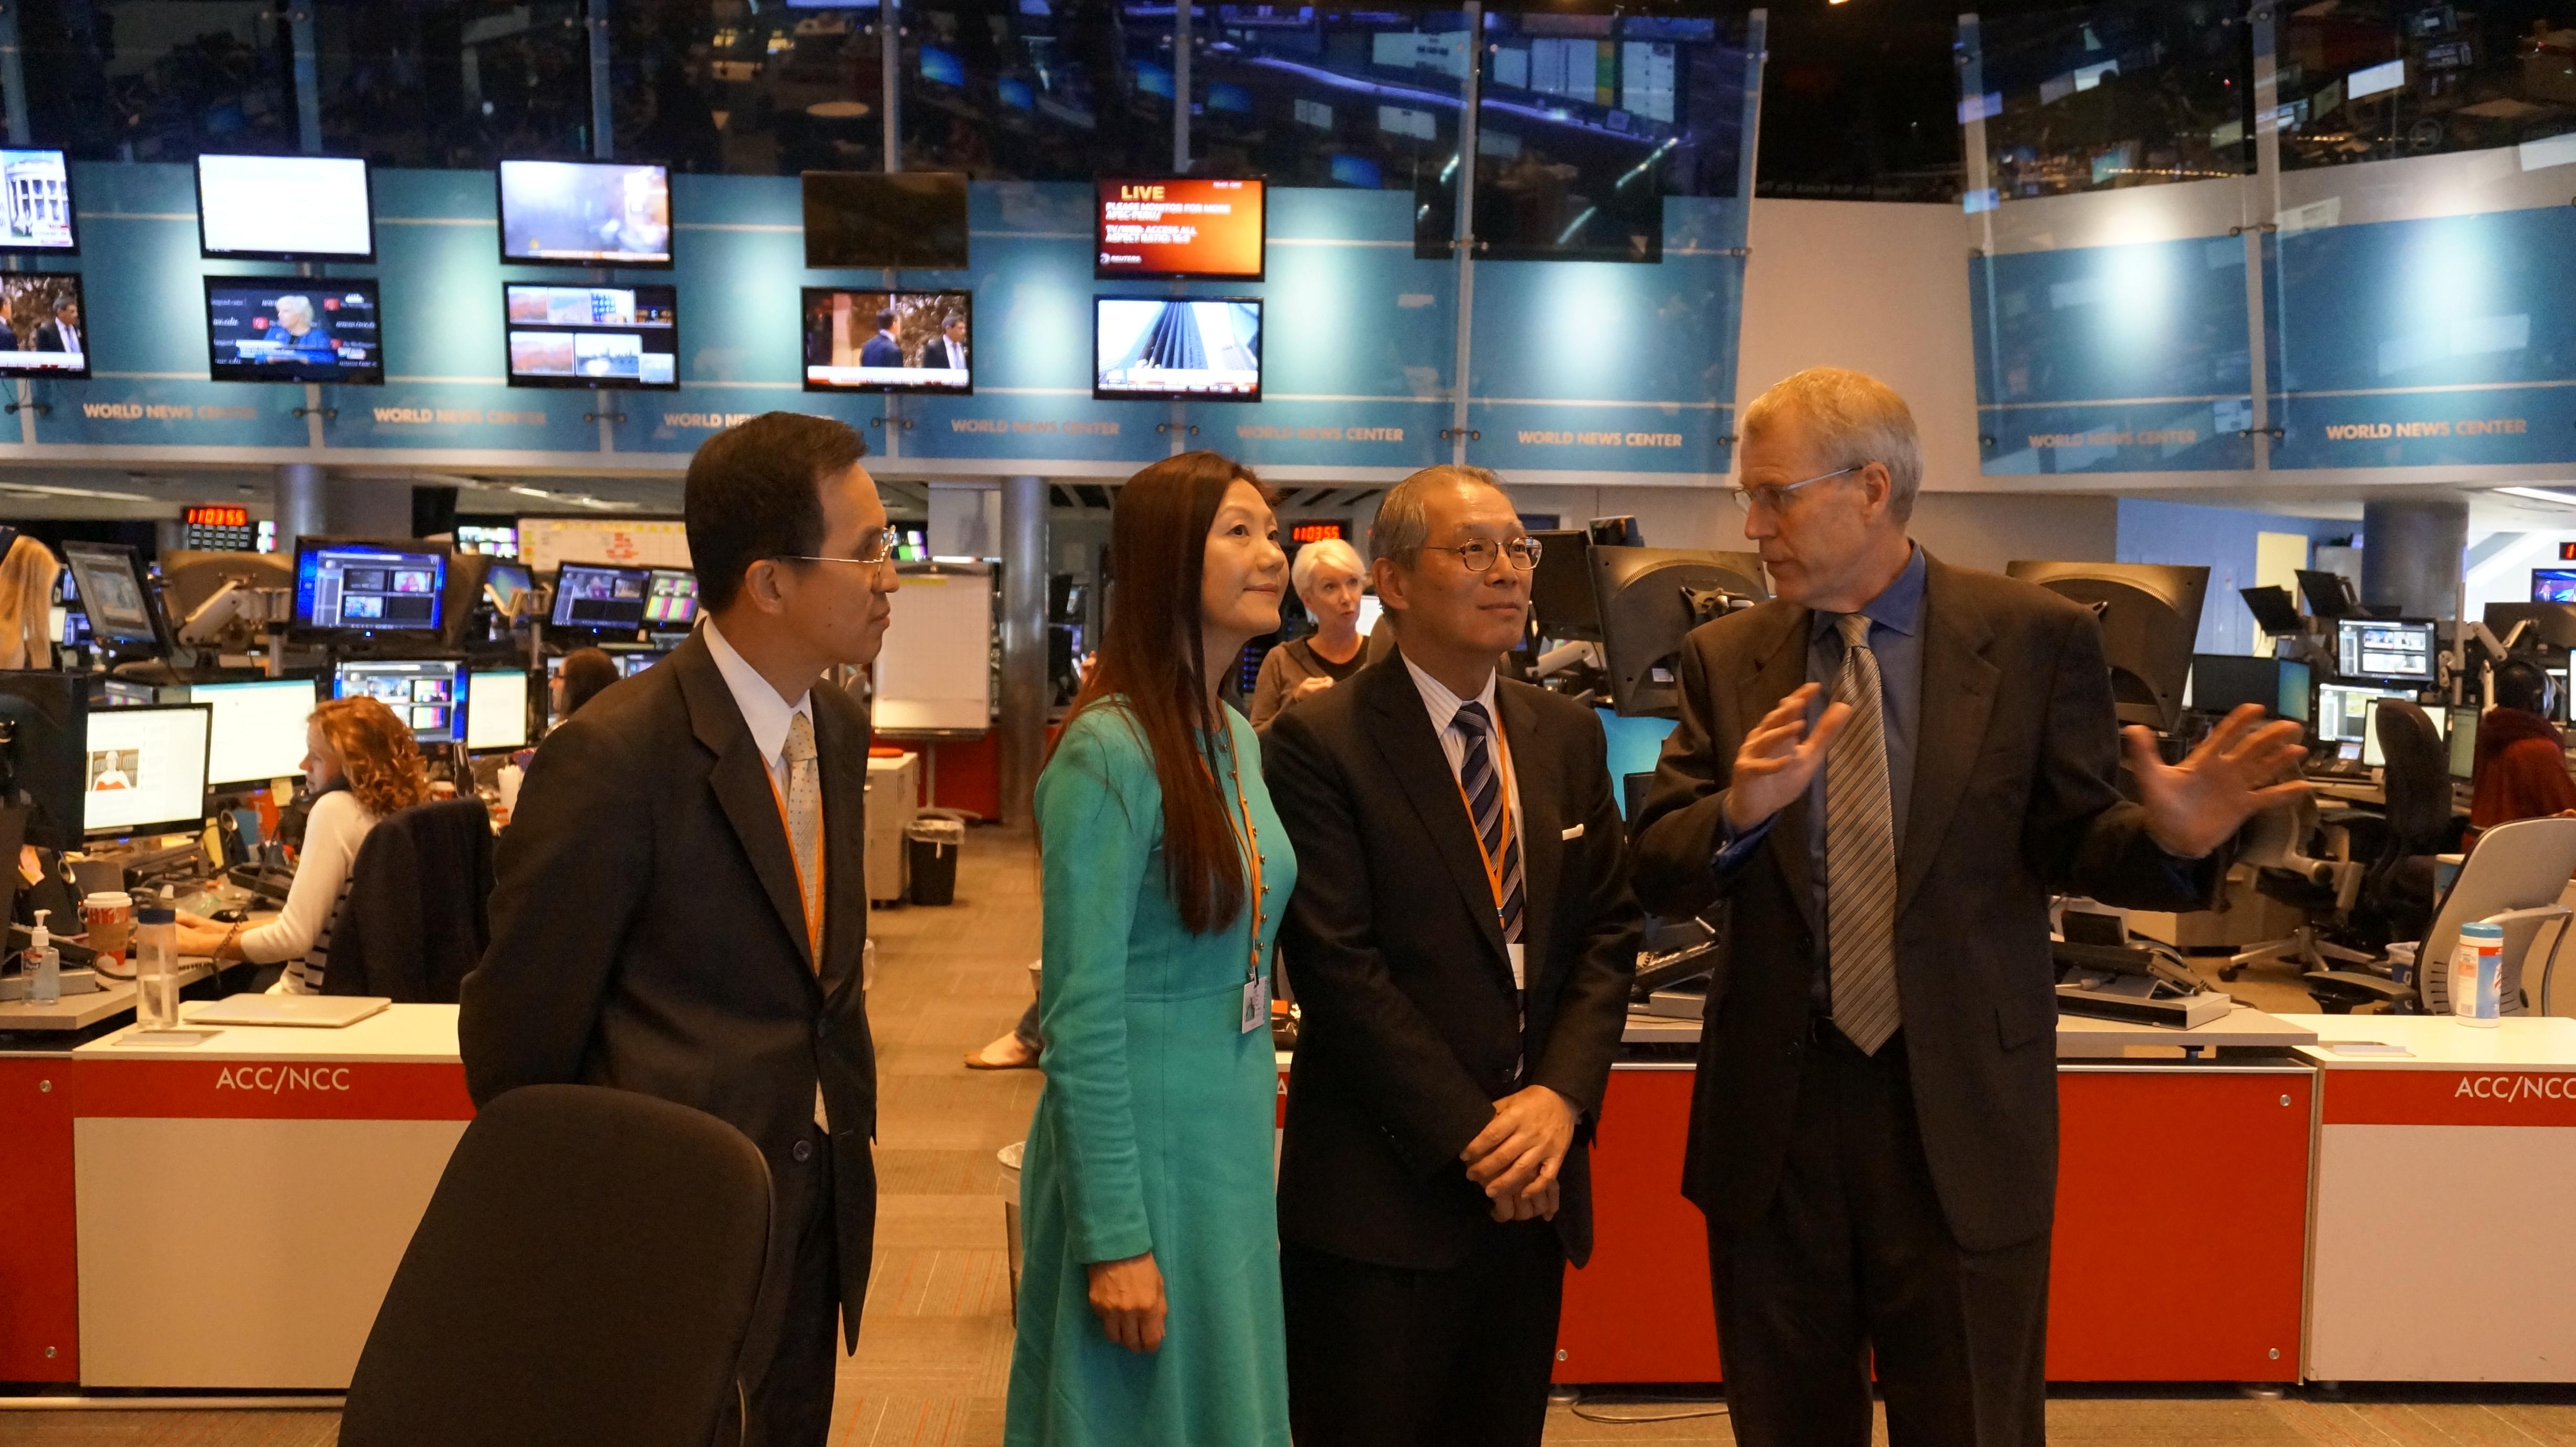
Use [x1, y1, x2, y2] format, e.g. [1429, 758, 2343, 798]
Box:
[1460, 1084, 1575, 1224]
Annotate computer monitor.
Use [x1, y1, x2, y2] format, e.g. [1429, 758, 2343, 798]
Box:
[801, 171, 970, 269]
[188, 678, 319, 787]
[1592, 547, 1768, 718]
[1093, 297, 1262, 402]
[496, 158, 673, 267]
[0, 148, 77, 253]
[643, 569, 699, 627]
[485, 561, 535, 618]
[1527, 530, 1601, 639]
[60, 541, 163, 652]
[2315, 682, 2413, 746]
[294, 538, 448, 633]
[0, 670, 87, 847]
[612, 650, 666, 679]
[2363, 695, 2442, 769]
[2296, 568, 2362, 621]
[465, 668, 531, 752]
[205, 277, 382, 385]
[0, 272, 87, 376]
[2336, 617, 2436, 682]
[334, 659, 464, 746]
[2448, 706, 2480, 781]
[550, 562, 652, 632]
[801, 288, 973, 394]
[2005, 561, 2209, 733]
[1094, 177, 1266, 281]
[195, 154, 373, 262]
[82, 703, 211, 838]
[502, 283, 679, 390]
[1356, 595, 1383, 638]
[2533, 568, 2576, 604]
[2484, 602, 2576, 652]
[2189, 654, 2312, 723]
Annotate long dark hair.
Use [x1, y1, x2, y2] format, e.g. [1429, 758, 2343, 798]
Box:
[1053, 450, 1267, 936]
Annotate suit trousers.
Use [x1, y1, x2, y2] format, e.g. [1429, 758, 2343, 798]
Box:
[1281, 1221, 1564, 1447]
[722, 1125, 842, 1447]
[1709, 1028, 2049, 1447]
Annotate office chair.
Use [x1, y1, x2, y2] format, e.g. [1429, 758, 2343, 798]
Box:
[339, 1084, 774, 1447]
[320, 798, 496, 1003]
[2306, 815, 2576, 1014]
[2349, 700, 2452, 946]
[2218, 793, 2373, 980]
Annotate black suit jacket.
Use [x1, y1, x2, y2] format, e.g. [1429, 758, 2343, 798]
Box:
[459, 630, 877, 1344]
[1265, 652, 1641, 1271]
[920, 338, 963, 370]
[1631, 557, 2212, 1254]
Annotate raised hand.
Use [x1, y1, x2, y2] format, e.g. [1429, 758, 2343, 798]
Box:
[1722, 683, 1854, 833]
[2124, 704, 2311, 858]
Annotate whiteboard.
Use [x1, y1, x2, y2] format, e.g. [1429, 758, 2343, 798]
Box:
[872, 565, 993, 733]
[519, 518, 693, 573]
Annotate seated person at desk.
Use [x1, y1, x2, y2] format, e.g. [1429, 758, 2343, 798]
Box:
[174, 696, 431, 992]
[553, 647, 620, 721]
[2468, 658, 2576, 844]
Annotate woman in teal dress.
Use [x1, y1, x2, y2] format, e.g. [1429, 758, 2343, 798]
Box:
[1006, 450, 1297, 1447]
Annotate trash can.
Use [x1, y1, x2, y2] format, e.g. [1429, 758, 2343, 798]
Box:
[906, 817, 965, 905]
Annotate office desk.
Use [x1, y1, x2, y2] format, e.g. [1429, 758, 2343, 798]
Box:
[2284, 1013, 2576, 1384]
[58, 1003, 470, 1388]
[0, 963, 220, 1034]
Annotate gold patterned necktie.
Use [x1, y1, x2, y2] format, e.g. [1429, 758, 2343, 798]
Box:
[783, 711, 823, 966]
[1825, 612, 1901, 1054]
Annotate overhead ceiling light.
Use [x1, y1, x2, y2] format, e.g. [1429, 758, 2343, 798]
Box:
[2497, 486, 2576, 506]
[0, 481, 154, 502]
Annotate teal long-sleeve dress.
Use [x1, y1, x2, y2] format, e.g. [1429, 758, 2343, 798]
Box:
[1005, 701, 1295, 1447]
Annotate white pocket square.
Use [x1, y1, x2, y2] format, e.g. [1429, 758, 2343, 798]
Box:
[1561, 823, 1585, 840]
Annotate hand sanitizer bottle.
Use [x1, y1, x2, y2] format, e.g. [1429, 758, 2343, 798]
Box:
[27, 910, 58, 1005]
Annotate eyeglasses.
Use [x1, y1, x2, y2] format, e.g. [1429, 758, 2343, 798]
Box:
[773, 526, 902, 568]
[1729, 463, 1867, 513]
[1417, 535, 1543, 573]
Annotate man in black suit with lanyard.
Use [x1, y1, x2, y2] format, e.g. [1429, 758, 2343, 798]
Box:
[462, 412, 901, 1446]
[1264, 464, 1641, 1446]
[1632, 368, 2303, 1446]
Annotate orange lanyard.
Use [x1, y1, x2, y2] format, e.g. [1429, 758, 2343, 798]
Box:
[764, 764, 826, 963]
[1451, 709, 1517, 912]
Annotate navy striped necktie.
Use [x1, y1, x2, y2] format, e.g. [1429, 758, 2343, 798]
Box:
[1452, 701, 1525, 945]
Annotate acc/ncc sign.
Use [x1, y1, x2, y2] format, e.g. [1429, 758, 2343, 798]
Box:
[70, 1059, 476, 1121]
[2323, 1070, 2576, 1127]
[214, 1065, 354, 1094]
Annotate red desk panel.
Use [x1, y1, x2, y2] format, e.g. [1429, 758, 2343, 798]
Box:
[0, 1057, 80, 1382]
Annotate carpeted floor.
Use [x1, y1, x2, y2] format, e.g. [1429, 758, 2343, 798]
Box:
[6, 827, 2573, 1445]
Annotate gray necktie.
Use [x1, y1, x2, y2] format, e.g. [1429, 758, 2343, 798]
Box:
[783, 711, 822, 967]
[1826, 612, 1901, 1054]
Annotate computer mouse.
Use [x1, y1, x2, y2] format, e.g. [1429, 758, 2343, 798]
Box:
[211, 909, 248, 924]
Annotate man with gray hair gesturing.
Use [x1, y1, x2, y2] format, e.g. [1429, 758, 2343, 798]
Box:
[1632, 367, 2305, 1446]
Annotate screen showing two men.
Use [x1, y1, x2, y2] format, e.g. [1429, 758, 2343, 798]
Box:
[505, 284, 678, 388]
[497, 159, 672, 266]
[0, 273, 85, 376]
[84, 705, 211, 837]
[803, 290, 971, 393]
[207, 282, 381, 385]
[2335, 619, 2434, 682]
[298, 544, 446, 632]
[336, 661, 462, 746]
[1094, 298, 1262, 401]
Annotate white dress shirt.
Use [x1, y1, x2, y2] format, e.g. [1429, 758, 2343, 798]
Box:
[1402, 654, 1528, 985]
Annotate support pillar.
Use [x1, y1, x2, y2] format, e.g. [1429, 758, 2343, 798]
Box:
[2359, 498, 2467, 620]
[997, 475, 1048, 827]
[274, 463, 326, 554]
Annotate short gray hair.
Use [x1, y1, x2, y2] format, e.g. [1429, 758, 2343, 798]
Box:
[1741, 366, 1923, 523]
[1290, 536, 1365, 597]
[1370, 464, 1507, 563]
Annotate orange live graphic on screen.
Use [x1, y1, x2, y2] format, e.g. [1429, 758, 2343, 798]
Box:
[1095, 179, 1265, 280]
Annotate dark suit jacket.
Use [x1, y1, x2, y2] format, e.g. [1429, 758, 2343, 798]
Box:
[858, 334, 903, 369]
[321, 797, 495, 1005]
[1633, 556, 2214, 1254]
[1265, 652, 1641, 1271]
[459, 630, 877, 1345]
[34, 321, 72, 352]
[920, 338, 963, 370]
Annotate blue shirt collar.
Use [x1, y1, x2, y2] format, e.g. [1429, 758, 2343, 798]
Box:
[1811, 543, 1926, 641]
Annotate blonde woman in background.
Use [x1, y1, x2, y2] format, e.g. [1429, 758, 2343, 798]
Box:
[0, 535, 60, 669]
[1248, 536, 1368, 729]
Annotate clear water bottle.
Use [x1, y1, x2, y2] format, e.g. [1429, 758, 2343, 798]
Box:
[133, 904, 179, 1031]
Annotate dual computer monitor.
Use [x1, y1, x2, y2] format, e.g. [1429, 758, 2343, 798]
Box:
[551, 562, 696, 633]
[326, 661, 533, 752]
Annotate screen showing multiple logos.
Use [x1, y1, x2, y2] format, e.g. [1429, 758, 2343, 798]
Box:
[3, 156, 1284, 398]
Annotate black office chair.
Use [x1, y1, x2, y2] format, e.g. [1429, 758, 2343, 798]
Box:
[321, 798, 496, 1003]
[339, 1084, 774, 1447]
[2353, 700, 2451, 946]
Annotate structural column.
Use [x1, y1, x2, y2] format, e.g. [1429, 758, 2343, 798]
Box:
[2359, 498, 2467, 620]
[274, 463, 327, 555]
[997, 476, 1048, 827]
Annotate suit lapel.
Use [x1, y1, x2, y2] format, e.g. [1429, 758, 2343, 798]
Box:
[675, 636, 819, 978]
[815, 689, 868, 1005]
[1897, 558, 2001, 923]
[1497, 681, 1561, 995]
[1360, 655, 1516, 995]
[1736, 604, 1819, 933]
